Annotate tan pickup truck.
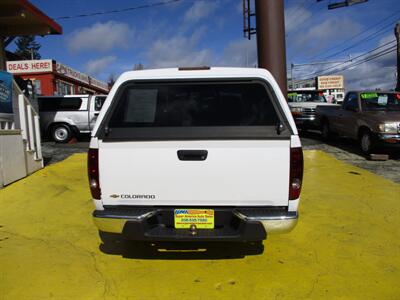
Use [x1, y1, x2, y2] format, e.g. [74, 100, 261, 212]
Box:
[316, 91, 400, 154]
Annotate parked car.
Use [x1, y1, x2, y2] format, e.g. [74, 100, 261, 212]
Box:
[287, 90, 339, 130]
[316, 91, 400, 154]
[88, 67, 304, 243]
[38, 94, 107, 142]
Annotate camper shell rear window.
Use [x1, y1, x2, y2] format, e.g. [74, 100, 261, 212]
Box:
[98, 80, 291, 140]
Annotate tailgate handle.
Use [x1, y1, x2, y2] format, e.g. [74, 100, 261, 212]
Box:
[177, 150, 208, 161]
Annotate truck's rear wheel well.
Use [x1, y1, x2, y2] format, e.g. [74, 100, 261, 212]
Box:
[320, 117, 331, 129]
[320, 118, 331, 140]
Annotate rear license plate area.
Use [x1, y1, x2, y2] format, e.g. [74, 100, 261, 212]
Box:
[174, 209, 214, 229]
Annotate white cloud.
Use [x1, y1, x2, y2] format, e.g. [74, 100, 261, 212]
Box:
[184, 1, 218, 24]
[344, 64, 396, 91]
[285, 6, 312, 33]
[85, 56, 116, 76]
[67, 21, 133, 53]
[146, 37, 212, 68]
[145, 27, 213, 68]
[288, 17, 362, 57]
[217, 39, 257, 67]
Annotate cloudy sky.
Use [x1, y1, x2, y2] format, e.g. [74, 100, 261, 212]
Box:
[10, 0, 399, 90]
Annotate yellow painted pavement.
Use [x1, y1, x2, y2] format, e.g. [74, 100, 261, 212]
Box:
[0, 150, 399, 299]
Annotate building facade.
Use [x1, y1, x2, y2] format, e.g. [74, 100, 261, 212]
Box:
[6, 59, 109, 96]
[288, 75, 345, 103]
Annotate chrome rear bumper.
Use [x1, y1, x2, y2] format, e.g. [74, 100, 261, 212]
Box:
[93, 207, 298, 239]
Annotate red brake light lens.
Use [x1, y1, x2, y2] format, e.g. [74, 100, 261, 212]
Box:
[88, 148, 101, 199]
[289, 147, 304, 200]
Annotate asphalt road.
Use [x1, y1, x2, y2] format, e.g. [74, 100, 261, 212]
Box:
[41, 132, 400, 183]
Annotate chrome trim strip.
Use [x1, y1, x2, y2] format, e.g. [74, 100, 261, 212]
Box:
[234, 211, 298, 221]
[94, 210, 157, 220]
[234, 211, 298, 234]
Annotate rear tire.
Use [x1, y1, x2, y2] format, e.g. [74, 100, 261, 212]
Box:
[52, 124, 72, 143]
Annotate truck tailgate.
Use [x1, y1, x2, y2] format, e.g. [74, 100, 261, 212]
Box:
[99, 140, 290, 207]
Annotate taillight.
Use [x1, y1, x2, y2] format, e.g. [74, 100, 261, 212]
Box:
[88, 148, 101, 199]
[289, 147, 303, 200]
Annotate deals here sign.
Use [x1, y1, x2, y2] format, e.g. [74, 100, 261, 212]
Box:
[6, 59, 53, 74]
[0, 71, 13, 114]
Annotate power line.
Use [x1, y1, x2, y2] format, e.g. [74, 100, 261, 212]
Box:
[297, 41, 396, 80]
[313, 39, 396, 75]
[286, 0, 310, 20]
[310, 9, 400, 60]
[337, 47, 396, 73]
[319, 45, 396, 77]
[321, 21, 398, 60]
[55, 0, 183, 20]
[285, 0, 313, 30]
[293, 46, 395, 85]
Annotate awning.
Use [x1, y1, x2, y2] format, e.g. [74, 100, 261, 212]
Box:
[0, 0, 62, 36]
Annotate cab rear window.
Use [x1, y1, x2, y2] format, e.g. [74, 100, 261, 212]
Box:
[108, 82, 279, 127]
[38, 97, 83, 111]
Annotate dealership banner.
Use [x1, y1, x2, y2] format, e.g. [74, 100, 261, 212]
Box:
[317, 75, 344, 90]
[0, 71, 13, 114]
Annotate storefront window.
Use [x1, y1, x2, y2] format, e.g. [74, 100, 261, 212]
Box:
[56, 80, 73, 95]
[33, 80, 41, 95]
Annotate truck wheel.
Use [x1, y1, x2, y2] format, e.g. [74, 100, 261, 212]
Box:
[360, 131, 375, 154]
[321, 121, 331, 141]
[52, 124, 72, 143]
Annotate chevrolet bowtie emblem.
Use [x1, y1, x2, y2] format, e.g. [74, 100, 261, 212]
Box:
[110, 194, 120, 198]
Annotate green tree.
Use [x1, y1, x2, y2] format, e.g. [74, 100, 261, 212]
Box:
[107, 73, 116, 89]
[14, 36, 41, 60]
[133, 63, 144, 70]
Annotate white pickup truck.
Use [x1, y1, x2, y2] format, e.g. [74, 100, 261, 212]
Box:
[88, 67, 303, 242]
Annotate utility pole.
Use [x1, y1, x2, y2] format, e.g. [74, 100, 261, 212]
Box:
[255, 0, 287, 97]
[395, 22, 400, 92]
[291, 63, 294, 90]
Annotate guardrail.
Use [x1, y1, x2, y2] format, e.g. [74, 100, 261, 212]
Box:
[15, 84, 42, 161]
[0, 82, 43, 187]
